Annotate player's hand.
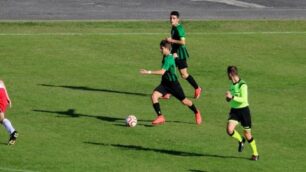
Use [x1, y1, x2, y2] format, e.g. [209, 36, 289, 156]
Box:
[8, 99, 12, 108]
[166, 37, 173, 43]
[140, 69, 149, 75]
[173, 53, 178, 58]
[225, 91, 233, 101]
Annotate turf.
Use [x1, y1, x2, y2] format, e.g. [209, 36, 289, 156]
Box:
[0, 20, 305, 172]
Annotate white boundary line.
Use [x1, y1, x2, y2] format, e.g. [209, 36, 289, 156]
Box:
[0, 167, 39, 172]
[0, 32, 306, 36]
[190, 0, 267, 8]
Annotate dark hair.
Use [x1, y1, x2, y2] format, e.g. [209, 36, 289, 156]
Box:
[160, 40, 171, 50]
[170, 11, 180, 18]
[227, 66, 238, 75]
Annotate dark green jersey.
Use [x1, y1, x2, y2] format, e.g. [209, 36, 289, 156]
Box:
[161, 54, 178, 84]
[229, 79, 249, 109]
[171, 24, 189, 59]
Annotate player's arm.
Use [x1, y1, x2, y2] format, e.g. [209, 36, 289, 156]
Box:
[233, 85, 248, 103]
[166, 37, 185, 45]
[140, 69, 166, 75]
[140, 56, 171, 75]
[167, 27, 186, 45]
[226, 85, 248, 103]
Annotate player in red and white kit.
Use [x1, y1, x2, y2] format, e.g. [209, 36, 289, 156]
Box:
[0, 80, 18, 145]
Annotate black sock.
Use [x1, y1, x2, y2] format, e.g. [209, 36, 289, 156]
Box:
[247, 137, 254, 143]
[153, 103, 162, 116]
[188, 104, 198, 114]
[186, 75, 199, 89]
[228, 130, 234, 136]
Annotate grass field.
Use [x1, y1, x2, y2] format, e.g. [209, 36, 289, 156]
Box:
[0, 20, 306, 172]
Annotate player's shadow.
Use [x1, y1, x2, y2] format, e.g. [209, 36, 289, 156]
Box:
[38, 84, 196, 125]
[39, 84, 150, 97]
[84, 141, 248, 160]
[32, 108, 151, 124]
[189, 170, 208, 172]
[33, 108, 194, 126]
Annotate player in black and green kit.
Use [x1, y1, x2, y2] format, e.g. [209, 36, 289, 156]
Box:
[166, 11, 202, 99]
[140, 40, 202, 125]
[225, 66, 259, 161]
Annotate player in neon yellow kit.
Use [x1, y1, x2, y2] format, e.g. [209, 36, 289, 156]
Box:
[166, 11, 202, 99]
[225, 66, 259, 161]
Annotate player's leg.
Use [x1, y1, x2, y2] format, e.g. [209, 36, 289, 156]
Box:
[227, 110, 245, 152]
[0, 112, 18, 145]
[151, 91, 163, 116]
[180, 98, 202, 125]
[171, 83, 202, 124]
[161, 93, 171, 100]
[0, 88, 18, 145]
[243, 130, 259, 160]
[176, 58, 202, 99]
[151, 85, 166, 125]
[241, 107, 259, 160]
[0, 113, 15, 134]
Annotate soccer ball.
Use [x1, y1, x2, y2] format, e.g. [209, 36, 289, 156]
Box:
[126, 115, 137, 127]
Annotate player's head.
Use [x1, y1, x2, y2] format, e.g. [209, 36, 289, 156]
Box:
[227, 65, 239, 80]
[160, 40, 171, 55]
[170, 11, 180, 26]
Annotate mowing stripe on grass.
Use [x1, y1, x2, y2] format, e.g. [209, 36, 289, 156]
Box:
[0, 167, 39, 172]
[0, 31, 306, 36]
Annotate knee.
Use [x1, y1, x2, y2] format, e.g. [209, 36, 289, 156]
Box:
[244, 131, 252, 140]
[151, 93, 160, 103]
[181, 99, 187, 105]
[227, 128, 234, 136]
[181, 73, 189, 79]
[181, 98, 191, 106]
[151, 94, 158, 102]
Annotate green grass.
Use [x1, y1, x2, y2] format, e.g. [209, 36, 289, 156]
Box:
[0, 20, 306, 172]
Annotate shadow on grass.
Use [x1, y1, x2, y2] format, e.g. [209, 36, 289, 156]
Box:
[32, 108, 143, 122]
[189, 170, 208, 172]
[39, 84, 150, 97]
[84, 141, 249, 159]
[32, 108, 194, 126]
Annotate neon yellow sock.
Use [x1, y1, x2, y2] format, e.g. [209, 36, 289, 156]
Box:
[231, 130, 242, 142]
[249, 139, 259, 156]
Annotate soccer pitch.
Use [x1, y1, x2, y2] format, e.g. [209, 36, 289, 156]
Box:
[0, 21, 306, 172]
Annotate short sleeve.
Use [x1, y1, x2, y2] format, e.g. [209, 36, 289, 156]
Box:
[178, 26, 186, 38]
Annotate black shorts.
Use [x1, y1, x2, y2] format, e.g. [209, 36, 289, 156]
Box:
[228, 107, 252, 129]
[175, 58, 188, 70]
[154, 81, 186, 101]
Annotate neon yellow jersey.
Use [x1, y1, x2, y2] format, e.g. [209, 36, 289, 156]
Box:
[229, 79, 249, 109]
